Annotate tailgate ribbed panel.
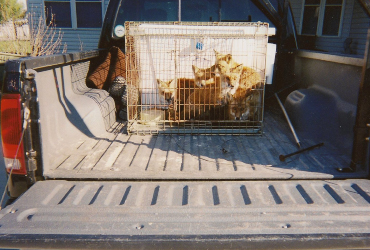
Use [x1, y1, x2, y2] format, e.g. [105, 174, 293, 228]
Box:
[1, 179, 370, 237]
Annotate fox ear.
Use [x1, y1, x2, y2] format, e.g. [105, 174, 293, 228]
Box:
[225, 54, 233, 63]
[169, 79, 176, 88]
[192, 65, 200, 73]
[157, 79, 168, 88]
[214, 50, 223, 60]
[233, 64, 243, 72]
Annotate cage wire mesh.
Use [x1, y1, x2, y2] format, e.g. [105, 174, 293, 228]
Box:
[125, 21, 270, 135]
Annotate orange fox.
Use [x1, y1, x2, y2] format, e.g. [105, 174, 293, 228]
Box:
[192, 65, 217, 87]
[217, 61, 261, 97]
[184, 77, 226, 119]
[157, 78, 197, 120]
[214, 50, 239, 69]
[157, 78, 196, 106]
[228, 88, 261, 120]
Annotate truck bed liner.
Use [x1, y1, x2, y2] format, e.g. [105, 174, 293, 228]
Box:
[45, 108, 365, 180]
[1, 179, 370, 249]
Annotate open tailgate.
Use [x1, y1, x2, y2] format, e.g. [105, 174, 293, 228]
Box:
[0, 179, 370, 249]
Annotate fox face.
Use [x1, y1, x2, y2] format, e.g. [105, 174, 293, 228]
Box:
[214, 50, 239, 68]
[214, 51, 244, 93]
[157, 79, 176, 105]
[229, 103, 249, 120]
[228, 89, 260, 120]
[217, 62, 244, 96]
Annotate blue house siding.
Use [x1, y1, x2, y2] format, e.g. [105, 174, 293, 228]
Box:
[57, 29, 102, 51]
[349, 0, 370, 55]
[290, 0, 303, 32]
[28, 0, 368, 54]
[27, 0, 110, 52]
[313, 0, 354, 54]
[289, 0, 369, 56]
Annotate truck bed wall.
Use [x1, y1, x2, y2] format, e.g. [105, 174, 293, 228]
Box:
[32, 55, 116, 173]
[285, 50, 364, 155]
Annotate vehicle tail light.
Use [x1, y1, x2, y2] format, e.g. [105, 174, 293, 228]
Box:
[1, 94, 27, 175]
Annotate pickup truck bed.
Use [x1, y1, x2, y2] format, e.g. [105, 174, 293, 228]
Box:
[47, 106, 364, 180]
[1, 179, 370, 249]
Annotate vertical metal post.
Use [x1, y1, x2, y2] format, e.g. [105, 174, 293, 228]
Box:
[178, 0, 181, 21]
[275, 93, 301, 148]
[350, 28, 370, 171]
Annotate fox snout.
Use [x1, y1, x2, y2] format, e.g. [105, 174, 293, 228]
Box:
[164, 93, 174, 104]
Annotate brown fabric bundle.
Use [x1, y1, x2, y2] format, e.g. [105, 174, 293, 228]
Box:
[87, 52, 112, 89]
[86, 46, 126, 90]
[108, 46, 126, 84]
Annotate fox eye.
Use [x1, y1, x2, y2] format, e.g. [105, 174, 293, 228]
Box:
[232, 107, 237, 111]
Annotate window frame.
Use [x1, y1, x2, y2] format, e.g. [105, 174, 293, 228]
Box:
[43, 0, 105, 29]
[300, 0, 346, 37]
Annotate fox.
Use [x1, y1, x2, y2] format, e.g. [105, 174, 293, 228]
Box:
[214, 50, 239, 69]
[184, 76, 226, 119]
[217, 61, 262, 97]
[157, 78, 176, 105]
[192, 65, 218, 87]
[216, 62, 244, 96]
[228, 88, 261, 121]
[157, 78, 196, 105]
[239, 66, 262, 91]
[157, 78, 197, 120]
[214, 50, 262, 97]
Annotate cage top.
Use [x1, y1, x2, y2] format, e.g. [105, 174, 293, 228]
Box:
[125, 21, 275, 37]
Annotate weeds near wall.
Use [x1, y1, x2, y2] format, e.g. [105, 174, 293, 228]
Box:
[28, 12, 67, 56]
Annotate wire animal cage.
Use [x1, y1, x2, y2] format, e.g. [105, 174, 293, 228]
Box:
[125, 21, 272, 135]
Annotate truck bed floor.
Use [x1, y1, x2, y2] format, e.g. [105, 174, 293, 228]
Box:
[47, 108, 365, 180]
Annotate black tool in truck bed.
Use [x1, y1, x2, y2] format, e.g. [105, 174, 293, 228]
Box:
[0, 0, 369, 249]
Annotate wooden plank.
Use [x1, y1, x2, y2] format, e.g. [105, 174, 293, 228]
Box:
[198, 135, 217, 172]
[230, 136, 255, 172]
[127, 135, 156, 171]
[77, 132, 118, 171]
[92, 133, 130, 171]
[112, 135, 144, 171]
[213, 136, 236, 172]
[165, 135, 184, 172]
[182, 135, 200, 172]
[54, 154, 71, 169]
[57, 155, 87, 171]
[56, 138, 97, 170]
[77, 137, 100, 152]
[237, 135, 262, 170]
[250, 135, 274, 166]
[145, 135, 171, 172]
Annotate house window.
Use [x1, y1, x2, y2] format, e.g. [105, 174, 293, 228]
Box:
[301, 0, 344, 36]
[44, 0, 103, 28]
[45, 1, 72, 28]
[76, 0, 102, 28]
